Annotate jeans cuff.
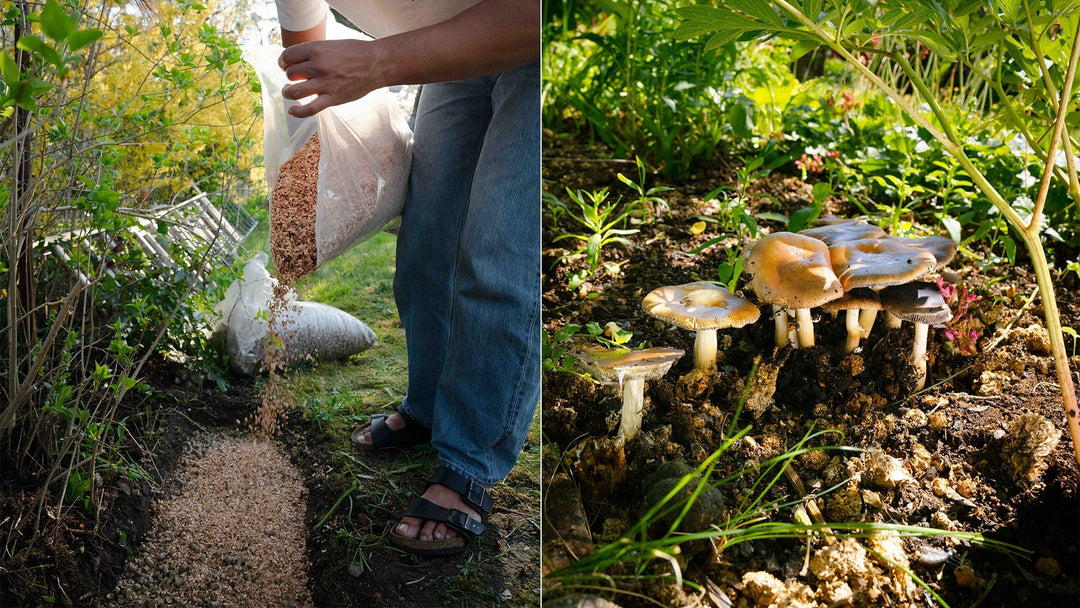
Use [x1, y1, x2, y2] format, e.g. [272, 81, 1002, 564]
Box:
[436, 458, 493, 491]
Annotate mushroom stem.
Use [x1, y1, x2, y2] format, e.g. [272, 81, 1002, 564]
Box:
[885, 310, 903, 329]
[859, 308, 879, 338]
[619, 376, 647, 439]
[693, 329, 719, 371]
[913, 322, 929, 391]
[795, 308, 815, 348]
[772, 305, 789, 348]
[843, 309, 861, 354]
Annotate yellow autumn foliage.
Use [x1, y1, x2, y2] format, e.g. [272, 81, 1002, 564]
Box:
[86, 0, 261, 205]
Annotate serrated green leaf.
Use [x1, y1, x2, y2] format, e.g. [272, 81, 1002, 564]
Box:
[971, 30, 1011, 52]
[790, 38, 821, 61]
[727, 0, 782, 25]
[68, 28, 102, 52]
[673, 21, 726, 41]
[41, 0, 75, 42]
[990, 0, 1022, 22]
[675, 5, 732, 21]
[911, 31, 956, 60]
[802, 0, 825, 21]
[705, 28, 744, 50]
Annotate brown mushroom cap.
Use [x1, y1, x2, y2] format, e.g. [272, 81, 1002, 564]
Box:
[800, 219, 886, 246]
[642, 281, 761, 330]
[820, 287, 883, 312]
[575, 346, 685, 384]
[879, 281, 953, 324]
[829, 237, 938, 290]
[744, 232, 843, 309]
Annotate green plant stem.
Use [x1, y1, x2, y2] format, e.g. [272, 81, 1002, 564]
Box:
[771, 0, 1080, 465]
[1032, 19, 1080, 224]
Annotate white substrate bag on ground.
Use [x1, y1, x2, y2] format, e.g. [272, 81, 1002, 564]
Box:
[243, 44, 413, 267]
[214, 254, 377, 375]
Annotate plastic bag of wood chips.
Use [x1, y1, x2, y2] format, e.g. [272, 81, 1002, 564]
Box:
[243, 45, 413, 282]
[212, 254, 377, 375]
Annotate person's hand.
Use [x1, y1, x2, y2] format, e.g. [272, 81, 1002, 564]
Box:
[278, 39, 386, 118]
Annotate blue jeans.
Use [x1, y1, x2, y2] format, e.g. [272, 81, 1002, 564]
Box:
[394, 61, 540, 489]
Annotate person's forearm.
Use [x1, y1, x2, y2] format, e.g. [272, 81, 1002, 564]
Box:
[370, 0, 539, 87]
[281, 14, 327, 47]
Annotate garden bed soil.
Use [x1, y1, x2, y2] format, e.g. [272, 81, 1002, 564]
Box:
[541, 135, 1080, 607]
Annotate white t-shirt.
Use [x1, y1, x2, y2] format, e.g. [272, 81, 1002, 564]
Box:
[275, 0, 482, 39]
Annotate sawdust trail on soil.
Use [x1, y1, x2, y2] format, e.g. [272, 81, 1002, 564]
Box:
[109, 431, 311, 608]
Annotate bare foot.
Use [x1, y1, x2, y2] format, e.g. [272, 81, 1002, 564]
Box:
[393, 483, 481, 541]
[354, 412, 405, 445]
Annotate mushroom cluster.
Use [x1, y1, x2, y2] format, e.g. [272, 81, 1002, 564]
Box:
[743, 217, 957, 389]
[572, 217, 959, 440]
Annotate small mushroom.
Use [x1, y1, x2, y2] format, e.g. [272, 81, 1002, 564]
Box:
[820, 288, 882, 354]
[642, 281, 760, 370]
[744, 232, 843, 348]
[879, 281, 953, 391]
[575, 346, 684, 439]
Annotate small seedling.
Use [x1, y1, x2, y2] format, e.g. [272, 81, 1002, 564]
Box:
[617, 156, 673, 225]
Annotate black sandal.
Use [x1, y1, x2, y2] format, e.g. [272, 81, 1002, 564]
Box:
[388, 467, 493, 557]
[350, 407, 431, 450]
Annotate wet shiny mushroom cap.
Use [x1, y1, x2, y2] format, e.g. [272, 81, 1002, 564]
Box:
[800, 218, 886, 246]
[642, 281, 760, 330]
[744, 232, 843, 309]
[879, 281, 954, 324]
[829, 237, 938, 291]
[574, 346, 685, 384]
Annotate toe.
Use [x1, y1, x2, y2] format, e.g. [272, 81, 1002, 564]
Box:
[419, 519, 439, 542]
[432, 523, 456, 540]
[395, 516, 421, 539]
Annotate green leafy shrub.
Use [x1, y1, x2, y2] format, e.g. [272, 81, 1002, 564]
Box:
[0, 0, 254, 558]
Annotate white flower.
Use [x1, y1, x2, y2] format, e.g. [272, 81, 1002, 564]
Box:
[917, 103, 931, 113]
[915, 140, 931, 154]
[1017, 169, 1038, 188]
[1013, 194, 1034, 210]
[1055, 149, 1069, 168]
[1017, 70, 1032, 86]
[805, 144, 828, 156]
[903, 125, 920, 140]
[1007, 133, 1031, 156]
[966, 136, 982, 146]
[662, 97, 677, 112]
[674, 81, 694, 91]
